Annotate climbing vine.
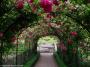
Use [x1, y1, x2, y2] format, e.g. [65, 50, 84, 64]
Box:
[0, 0, 90, 67]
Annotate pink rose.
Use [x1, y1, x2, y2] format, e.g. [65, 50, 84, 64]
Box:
[11, 36, 16, 42]
[16, 0, 24, 9]
[70, 31, 77, 37]
[0, 32, 3, 38]
[53, 0, 59, 6]
[40, 0, 53, 13]
[67, 39, 73, 45]
[28, 0, 34, 3]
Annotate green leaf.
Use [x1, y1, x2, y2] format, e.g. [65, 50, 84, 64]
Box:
[34, 0, 39, 4]
[24, 2, 31, 11]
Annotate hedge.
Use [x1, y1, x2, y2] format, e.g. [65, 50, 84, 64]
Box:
[23, 52, 40, 67]
[54, 52, 67, 67]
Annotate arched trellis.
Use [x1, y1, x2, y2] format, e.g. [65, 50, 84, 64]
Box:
[0, 0, 87, 66]
[0, 18, 89, 67]
[23, 21, 90, 67]
[32, 33, 61, 52]
[24, 22, 61, 52]
[0, 0, 90, 55]
[0, 13, 38, 66]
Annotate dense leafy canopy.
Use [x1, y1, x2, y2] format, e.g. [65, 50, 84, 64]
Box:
[0, 0, 90, 67]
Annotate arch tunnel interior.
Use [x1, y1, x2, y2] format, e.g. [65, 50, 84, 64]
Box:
[37, 35, 60, 53]
[0, 0, 90, 67]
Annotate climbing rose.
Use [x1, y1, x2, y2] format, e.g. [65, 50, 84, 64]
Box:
[29, 32, 32, 35]
[40, 0, 53, 13]
[59, 43, 67, 52]
[28, 0, 34, 3]
[29, 35, 32, 38]
[11, 36, 16, 42]
[70, 31, 77, 37]
[31, 5, 37, 13]
[67, 39, 73, 45]
[0, 32, 3, 38]
[16, 0, 24, 9]
[53, 0, 59, 6]
[48, 23, 52, 27]
[47, 13, 52, 18]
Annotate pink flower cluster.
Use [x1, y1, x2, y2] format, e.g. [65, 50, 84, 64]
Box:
[67, 39, 73, 45]
[16, 0, 61, 13]
[40, 0, 60, 13]
[40, 0, 53, 13]
[0, 32, 3, 38]
[28, 0, 34, 3]
[59, 42, 67, 52]
[11, 36, 16, 42]
[53, 0, 59, 6]
[29, 32, 33, 38]
[70, 31, 77, 37]
[16, 0, 24, 9]
[48, 22, 52, 27]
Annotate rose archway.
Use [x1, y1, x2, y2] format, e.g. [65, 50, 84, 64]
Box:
[0, 0, 90, 67]
[19, 20, 83, 67]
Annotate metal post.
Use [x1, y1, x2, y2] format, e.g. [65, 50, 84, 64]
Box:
[0, 40, 2, 67]
[16, 36, 18, 66]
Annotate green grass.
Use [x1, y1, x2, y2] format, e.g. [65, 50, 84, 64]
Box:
[3, 44, 28, 56]
[23, 53, 40, 67]
[54, 52, 67, 67]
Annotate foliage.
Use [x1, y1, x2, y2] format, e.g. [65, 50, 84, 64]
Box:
[0, 0, 90, 66]
[65, 3, 90, 32]
[54, 52, 67, 67]
[37, 35, 59, 45]
[23, 52, 40, 67]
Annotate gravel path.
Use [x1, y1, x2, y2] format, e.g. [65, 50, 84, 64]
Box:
[34, 53, 58, 67]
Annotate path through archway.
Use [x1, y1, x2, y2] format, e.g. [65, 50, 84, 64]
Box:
[34, 35, 60, 67]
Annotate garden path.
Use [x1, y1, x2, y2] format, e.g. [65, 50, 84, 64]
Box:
[34, 53, 58, 67]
